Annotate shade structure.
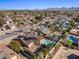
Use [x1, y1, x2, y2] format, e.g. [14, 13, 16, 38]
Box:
[40, 39, 56, 46]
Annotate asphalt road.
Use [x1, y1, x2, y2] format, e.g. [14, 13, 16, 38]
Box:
[0, 19, 57, 41]
[0, 25, 38, 40]
[0, 33, 17, 40]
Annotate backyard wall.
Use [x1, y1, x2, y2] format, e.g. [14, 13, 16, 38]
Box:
[44, 39, 62, 59]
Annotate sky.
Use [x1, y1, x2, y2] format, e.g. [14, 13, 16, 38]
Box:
[0, 0, 79, 9]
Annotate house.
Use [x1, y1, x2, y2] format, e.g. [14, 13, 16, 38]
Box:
[4, 15, 16, 30]
[67, 35, 79, 46]
[75, 22, 79, 29]
[39, 25, 51, 35]
[66, 28, 79, 47]
[14, 35, 38, 53]
[58, 19, 70, 31]
[69, 29, 79, 35]
[62, 20, 70, 31]
[0, 44, 27, 59]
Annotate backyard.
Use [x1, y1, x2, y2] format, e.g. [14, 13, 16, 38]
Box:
[52, 46, 79, 59]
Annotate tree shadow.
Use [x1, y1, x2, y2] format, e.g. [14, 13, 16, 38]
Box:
[67, 54, 79, 59]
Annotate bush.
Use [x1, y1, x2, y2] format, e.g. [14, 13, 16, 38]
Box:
[42, 48, 49, 57]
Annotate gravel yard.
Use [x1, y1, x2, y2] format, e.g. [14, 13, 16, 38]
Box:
[52, 46, 79, 59]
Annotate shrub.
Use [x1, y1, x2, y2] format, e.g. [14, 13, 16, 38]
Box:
[42, 48, 49, 57]
[33, 55, 40, 59]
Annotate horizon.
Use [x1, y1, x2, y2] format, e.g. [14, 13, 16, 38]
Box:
[0, 7, 79, 10]
[0, 0, 79, 10]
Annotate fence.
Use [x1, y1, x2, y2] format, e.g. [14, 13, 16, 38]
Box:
[44, 39, 62, 59]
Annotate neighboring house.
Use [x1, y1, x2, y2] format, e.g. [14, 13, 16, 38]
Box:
[1, 27, 6, 31]
[0, 44, 26, 59]
[75, 22, 79, 29]
[67, 35, 79, 46]
[62, 21, 70, 30]
[67, 28, 79, 47]
[15, 35, 38, 53]
[39, 25, 51, 35]
[59, 19, 70, 31]
[3, 15, 16, 30]
[69, 29, 79, 36]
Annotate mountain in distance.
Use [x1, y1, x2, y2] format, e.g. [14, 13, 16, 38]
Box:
[29, 7, 79, 11]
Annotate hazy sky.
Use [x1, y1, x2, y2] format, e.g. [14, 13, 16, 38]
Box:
[0, 0, 79, 9]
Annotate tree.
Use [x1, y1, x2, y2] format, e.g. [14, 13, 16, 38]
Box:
[42, 48, 49, 57]
[35, 28, 45, 36]
[35, 15, 43, 22]
[45, 21, 49, 25]
[61, 31, 67, 39]
[0, 17, 5, 27]
[73, 15, 79, 22]
[31, 19, 38, 24]
[66, 26, 72, 32]
[9, 40, 22, 53]
[69, 21, 76, 28]
[33, 55, 40, 59]
[45, 12, 48, 17]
